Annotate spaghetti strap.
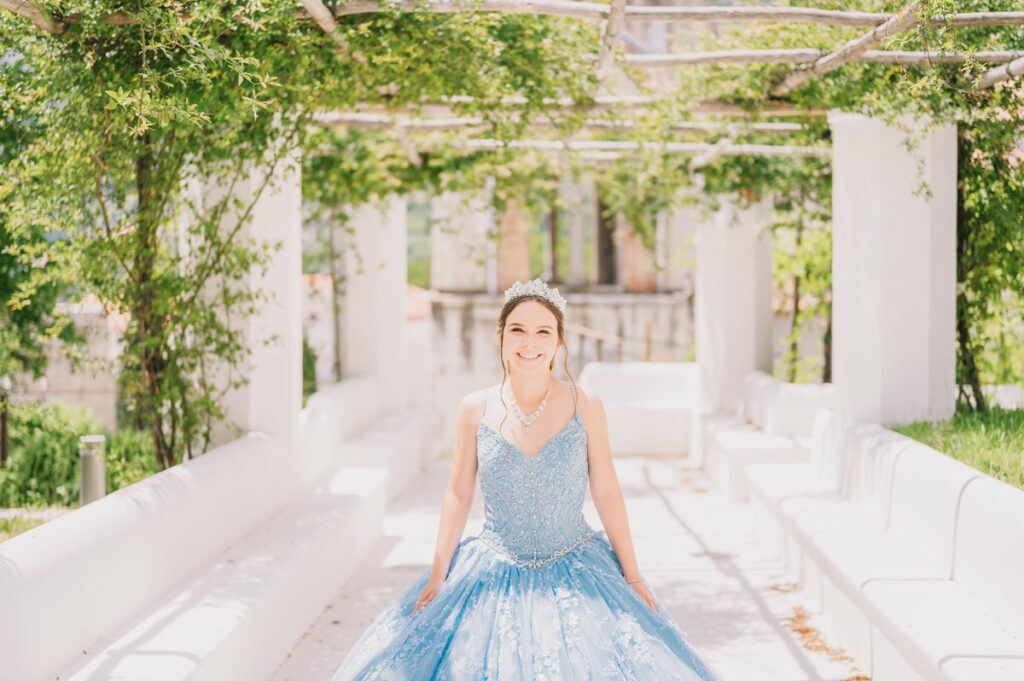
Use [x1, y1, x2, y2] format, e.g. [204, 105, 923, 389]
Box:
[481, 387, 489, 420]
[569, 381, 577, 417]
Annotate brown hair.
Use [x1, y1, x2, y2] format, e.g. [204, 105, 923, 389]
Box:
[495, 294, 578, 435]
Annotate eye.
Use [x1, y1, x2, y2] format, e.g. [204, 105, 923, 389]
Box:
[539, 330, 550, 335]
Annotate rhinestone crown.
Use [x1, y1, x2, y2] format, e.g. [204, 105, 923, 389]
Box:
[503, 278, 567, 313]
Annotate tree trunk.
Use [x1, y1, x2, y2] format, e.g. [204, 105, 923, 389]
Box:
[955, 131, 986, 413]
[0, 394, 8, 468]
[822, 299, 832, 384]
[788, 213, 805, 382]
[134, 131, 175, 469]
[329, 215, 344, 382]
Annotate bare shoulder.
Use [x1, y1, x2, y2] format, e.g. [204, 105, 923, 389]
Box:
[456, 387, 489, 428]
[570, 381, 605, 422]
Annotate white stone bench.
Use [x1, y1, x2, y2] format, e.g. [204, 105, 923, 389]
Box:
[578, 362, 698, 456]
[746, 414, 1024, 680]
[740, 370, 837, 437]
[703, 415, 810, 502]
[1, 375, 431, 681]
[56, 465, 389, 681]
[860, 474, 1024, 681]
[746, 406, 854, 566]
[700, 372, 834, 501]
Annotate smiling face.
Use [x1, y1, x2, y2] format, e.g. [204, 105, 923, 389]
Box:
[500, 299, 562, 374]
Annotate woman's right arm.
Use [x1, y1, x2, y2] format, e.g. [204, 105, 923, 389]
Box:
[414, 392, 481, 612]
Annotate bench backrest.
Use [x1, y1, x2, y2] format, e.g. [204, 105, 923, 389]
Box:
[807, 406, 844, 490]
[838, 424, 908, 523]
[951, 475, 1024, 628]
[885, 441, 980, 569]
[741, 370, 836, 437]
[578, 362, 699, 404]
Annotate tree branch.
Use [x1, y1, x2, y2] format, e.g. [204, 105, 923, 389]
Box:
[0, 0, 63, 34]
[773, 2, 923, 96]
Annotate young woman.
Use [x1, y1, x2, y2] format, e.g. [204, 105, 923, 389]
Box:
[331, 279, 723, 680]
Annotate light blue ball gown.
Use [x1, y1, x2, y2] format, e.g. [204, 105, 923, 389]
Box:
[331, 384, 724, 681]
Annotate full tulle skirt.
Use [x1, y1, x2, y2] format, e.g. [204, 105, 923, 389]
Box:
[330, 530, 723, 681]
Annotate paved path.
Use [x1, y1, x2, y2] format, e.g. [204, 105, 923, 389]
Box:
[272, 456, 868, 681]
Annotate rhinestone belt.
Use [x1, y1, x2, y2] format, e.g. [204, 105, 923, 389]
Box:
[475, 528, 599, 569]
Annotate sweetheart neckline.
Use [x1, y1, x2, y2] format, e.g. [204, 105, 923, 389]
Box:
[477, 412, 582, 463]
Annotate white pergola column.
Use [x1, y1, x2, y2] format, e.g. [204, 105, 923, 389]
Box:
[830, 111, 956, 426]
[429, 190, 492, 292]
[561, 179, 591, 287]
[342, 194, 409, 410]
[663, 204, 697, 292]
[212, 146, 304, 452]
[694, 194, 774, 413]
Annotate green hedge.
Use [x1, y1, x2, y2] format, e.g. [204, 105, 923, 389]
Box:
[0, 401, 157, 507]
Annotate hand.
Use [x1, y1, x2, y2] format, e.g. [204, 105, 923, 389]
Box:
[628, 579, 658, 614]
[413, 575, 444, 614]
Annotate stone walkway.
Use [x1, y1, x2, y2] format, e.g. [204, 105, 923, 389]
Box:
[272, 456, 868, 681]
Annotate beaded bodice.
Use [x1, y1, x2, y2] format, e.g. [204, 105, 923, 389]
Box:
[474, 384, 597, 568]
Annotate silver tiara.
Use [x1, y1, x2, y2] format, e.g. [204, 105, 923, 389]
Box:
[504, 278, 567, 313]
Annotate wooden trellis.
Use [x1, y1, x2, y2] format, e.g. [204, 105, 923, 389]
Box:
[315, 111, 808, 133]
[5, 1, 1024, 157]
[300, 1, 1024, 156]
[458, 138, 829, 156]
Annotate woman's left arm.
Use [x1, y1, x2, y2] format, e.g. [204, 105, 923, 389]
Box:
[579, 387, 658, 613]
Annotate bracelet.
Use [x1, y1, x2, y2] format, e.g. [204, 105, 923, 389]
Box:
[625, 577, 644, 585]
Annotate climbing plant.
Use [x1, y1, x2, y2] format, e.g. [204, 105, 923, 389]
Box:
[1, 0, 1022, 482]
[0, 2, 600, 467]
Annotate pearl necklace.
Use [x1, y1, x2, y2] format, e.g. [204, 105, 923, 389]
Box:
[506, 382, 551, 431]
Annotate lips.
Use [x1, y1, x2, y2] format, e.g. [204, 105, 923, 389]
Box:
[516, 351, 543, 364]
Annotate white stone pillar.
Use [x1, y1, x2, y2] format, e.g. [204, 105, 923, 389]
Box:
[663, 204, 697, 293]
[568, 213, 587, 287]
[429, 190, 492, 292]
[694, 194, 774, 413]
[209, 145, 303, 453]
[561, 179, 590, 287]
[343, 195, 408, 410]
[830, 111, 956, 426]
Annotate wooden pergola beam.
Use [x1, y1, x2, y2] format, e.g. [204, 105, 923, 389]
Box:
[596, 0, 630, 81]
[977, 55, 1024, 90]
[459, 138, 830, 157]
[589, 119, 806, 133]
[689, 129, 738, 170]
[9, 3, 1024, 33]
[414, 95, 824, 116]
[854, 49, 1024, 64]
[939, 12, 1024, 28]
[0, 0, 63, 34]
[623, 5, 886, 26]
[298, 0, 349, 51]
[338, 99, 825, 118]
[330, 3, 1024, 30]
[773, 2, 923, 96]
[314, 111, 809, 134]
[625, 49, 1024, 67]
[331, 2, 890, 26]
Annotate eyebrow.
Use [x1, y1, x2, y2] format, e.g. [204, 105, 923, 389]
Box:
[509, 323, 554, 330]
